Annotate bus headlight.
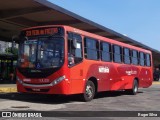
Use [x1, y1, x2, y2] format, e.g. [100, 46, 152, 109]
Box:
[51, 75, 65, 86]
[17, 77, 23, 84]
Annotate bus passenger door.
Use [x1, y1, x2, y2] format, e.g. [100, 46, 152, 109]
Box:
[67, 32, 84, 94]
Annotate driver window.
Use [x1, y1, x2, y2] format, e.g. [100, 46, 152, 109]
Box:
[68, 32, 83, 66]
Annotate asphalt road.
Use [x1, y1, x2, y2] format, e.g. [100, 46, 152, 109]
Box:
[0, 84, 160, 120]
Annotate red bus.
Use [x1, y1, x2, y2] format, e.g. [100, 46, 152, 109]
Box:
[16, 25, 153, 101]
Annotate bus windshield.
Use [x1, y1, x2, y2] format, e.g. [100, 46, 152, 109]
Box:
[18, 37, 64, 69]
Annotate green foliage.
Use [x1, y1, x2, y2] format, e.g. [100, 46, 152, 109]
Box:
[5, 47, 18, 55]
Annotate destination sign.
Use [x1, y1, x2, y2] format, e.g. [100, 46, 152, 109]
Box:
[24, 27, 63, 37]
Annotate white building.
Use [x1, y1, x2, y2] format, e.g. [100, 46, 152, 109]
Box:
[0, 41, 18, 54]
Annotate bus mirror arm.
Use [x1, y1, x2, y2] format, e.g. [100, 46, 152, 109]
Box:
[11, 35, 19, 52]
[12, 35, 19, 42]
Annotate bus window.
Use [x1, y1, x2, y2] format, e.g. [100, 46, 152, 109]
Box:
[145, 53, 151, 67]
[131, 50, 138, 65]
[100, 42, 112, 62]
[113, 45, 122, 63]
[68, 32, 83, 66]
[123, 48, 131, 64]
[84, 37, 99, 60]
[139, 52, 145, 66]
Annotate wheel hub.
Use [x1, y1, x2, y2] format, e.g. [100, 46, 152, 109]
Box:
[86, 85, 93, 98]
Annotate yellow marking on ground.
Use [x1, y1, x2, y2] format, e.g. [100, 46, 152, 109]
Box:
[153, 82, 160, 85]
[0, 87, 17, 93]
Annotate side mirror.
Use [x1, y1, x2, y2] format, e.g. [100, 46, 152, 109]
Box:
[12, 35, 19, 42]
[24, 36, 28, 41]
[68, 37, 73, 41]
[12, 35, 21, 44]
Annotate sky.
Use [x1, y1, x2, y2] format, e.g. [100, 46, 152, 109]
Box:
[48, 0, 160, 51]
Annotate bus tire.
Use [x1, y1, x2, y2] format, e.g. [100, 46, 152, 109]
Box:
[81, 80, 95, 102]
[126, 79, 138, 95]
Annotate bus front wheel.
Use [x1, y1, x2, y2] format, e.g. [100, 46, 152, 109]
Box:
[81, 80, 95, 102]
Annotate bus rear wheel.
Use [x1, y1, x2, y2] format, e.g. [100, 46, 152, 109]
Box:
[126, 79, 138, 95]
[81, 80, 95, 102]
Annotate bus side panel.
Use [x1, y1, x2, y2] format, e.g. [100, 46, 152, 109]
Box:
[69, 61, 112, 94]
[85, 62, 111, 92]
[138, 67, 152, 88]
[109, 64, 134, 91]
[108, 63, 122, 91]
[68, 61, 153, 94]
[69, 63, 85, 94]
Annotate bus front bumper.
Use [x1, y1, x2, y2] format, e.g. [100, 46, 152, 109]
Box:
[16, 76, 70, 95]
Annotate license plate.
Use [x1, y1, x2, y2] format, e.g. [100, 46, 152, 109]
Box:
[32, 88, 40, 91]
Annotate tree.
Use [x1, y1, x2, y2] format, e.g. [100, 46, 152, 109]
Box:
[5, 47, 18, 55]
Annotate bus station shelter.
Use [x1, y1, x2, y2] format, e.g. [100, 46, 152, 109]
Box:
[0, 53, 17, 83]
[0, 0, 160, 83]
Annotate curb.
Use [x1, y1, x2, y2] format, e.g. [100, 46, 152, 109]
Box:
[0, 87, 17, 93]
[153, 82, 160, 85]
